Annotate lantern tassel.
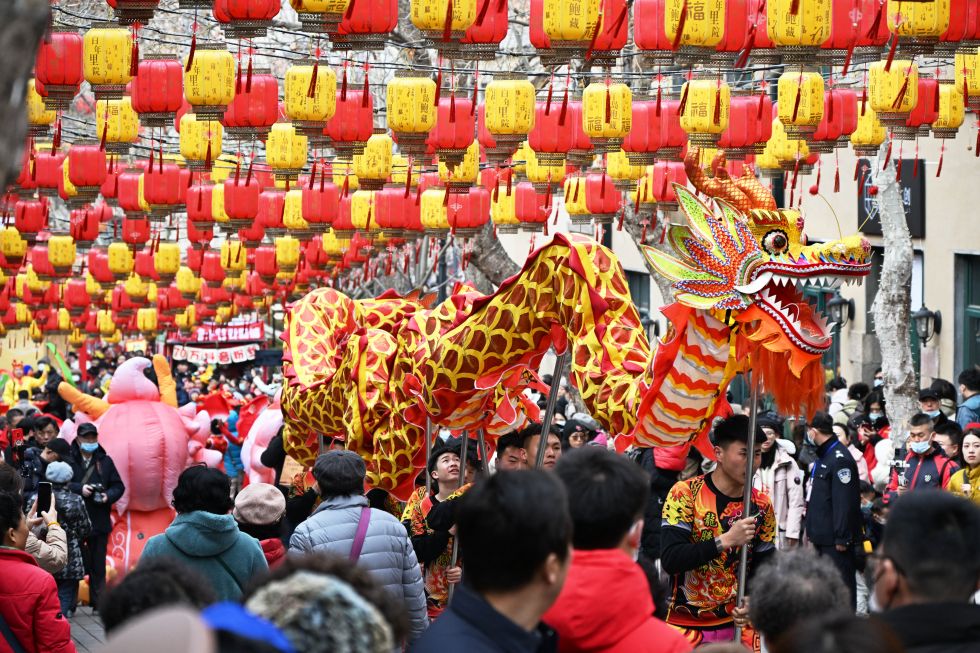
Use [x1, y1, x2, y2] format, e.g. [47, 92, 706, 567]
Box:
[655, 78, 663, 116]
[789, 0, 800, 15]
[362, 63, 371, 107]
[234, 158, 241, 185]
[975, 127, 980, 158]
[475, 0, 491, 26]
[449, 92, 456, 122]
[671, 0, 688, 51]
[205, 142, 213, 171]
[584, 8, 605, 62]
[834, 154, 841, 192]
[913, 143, 919, 177]
[245, 157, 253, 186]
[307, 60, 319, 99]
[345, 0, 358, 20]
[937, 142, 944, 177]
[470, 65, 478, 115]
[545, 78, 553, 116]
[186, 33, 197, 73]
[442, 0, 454, 42]
[236, 58, 242, 94]
[713, 79, 722, 126]
[791, 81, 803, 123]
[52, 119, 61, 151]
[891, 77, 910, 110]
[616, 208, 624, 231]
[883, 35, 898, 73]
[320, 159, 327, 191]
[678, 82, 690, 116]
[340, 63, 348, 101]
[99, 120, 108, 152]
[246, 53, 253, 92]
[883, 139, 892, 169]
[842, 37, 855, 77]
[404, 157, 413, 198]
[130, 31, 139, 79]
[434, 65, 443, 105]
[506, 168, 512, 195]
[558, 86, 569, 125]
[308, 160, 317, 189]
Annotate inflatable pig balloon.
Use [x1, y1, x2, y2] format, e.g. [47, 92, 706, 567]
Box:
[58, 355, 221, 571]
[239, 392, 283, 486]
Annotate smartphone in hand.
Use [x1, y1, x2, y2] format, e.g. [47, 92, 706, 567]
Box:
[36, 482, 52, 515]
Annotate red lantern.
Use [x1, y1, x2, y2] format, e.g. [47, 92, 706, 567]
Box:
[186, 247, 205, 272]
[117, 166, 145, 216]
[622, 98, 664, 165]
[131, 55, 183, 127]
[717, 95, 756, 159]
[64, 279, 89, 316]
[106, 0, 161, 24]
[334, 0, 399, 51]
[583, 173, 620, 224]
[224, 177, 262, 228]
[898, 77, 939, 140]
[15, 198, 48, 243]
[212, 0, 281, 38]
[325, 89, 374, 158]
[652, 161, 688, 212]
[222, 68, 279, 141]
[33, 148, 66, 198]
[254, 245, 278, 282]
[515, 182, 550, 228]
[714, 0, 748, 63]
[589, 0, 629, 66]
[69, 205, 104, 248]
[428, 95, 475, 168]
[30, 246, 55, 282]
[304, 237, 331, 270]
[35, 29, 84, 111]
[257, 189, 286, 235]
[122, 216, 151, 250]
[134, 249, 159, 281]
[100, 155, 123, 204]
[333, 195, 355, 237]
[744, 0, 778, 65]
[460, 0, 509, 59]
[88, 249, 114, 289]
[201, 250, 225, 288]
[656, 98, 687, 161]
[821, 0, 889, 66]
[633, 0, 673, 64]
[187, 182, 215, 226]
[68, 143, 108, 202]
[186, 218, 214, 248]
[238, 221, 265, 247]
[142, 162, 183, 220]
[567, 100, 595, 169]
[302, 175, 340, 228]
[447, 187, 491, 235]
[529, 98, 578, 165]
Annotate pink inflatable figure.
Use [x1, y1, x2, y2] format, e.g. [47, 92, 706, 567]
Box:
[238, 392, 283, 486]
[58, 355, 221, 571]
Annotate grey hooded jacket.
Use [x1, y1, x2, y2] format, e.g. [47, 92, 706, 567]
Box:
[289, 493, 429, 642]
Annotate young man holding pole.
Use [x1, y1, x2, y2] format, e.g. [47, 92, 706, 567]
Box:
[660, 415, 776, 647]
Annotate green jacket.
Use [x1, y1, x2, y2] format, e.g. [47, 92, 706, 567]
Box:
[141, 511, 268, 601]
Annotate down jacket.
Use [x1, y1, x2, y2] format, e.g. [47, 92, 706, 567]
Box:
[0, 547, 75, 653]
[289, 494, 429, 642]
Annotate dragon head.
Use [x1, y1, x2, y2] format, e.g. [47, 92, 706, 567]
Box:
[642, 154, 871, 415]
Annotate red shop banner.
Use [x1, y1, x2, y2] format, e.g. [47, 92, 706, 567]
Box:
[172, 343, 261, 366]
[168, 321, 266, 343]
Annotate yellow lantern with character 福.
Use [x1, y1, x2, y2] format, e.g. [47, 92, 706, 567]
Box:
[582, 82, 632, 153]
[96, 96, 140, 154]
[766, 0, 832, 62]
[776, 70, 824, 139]
[679, 78, 731, 146]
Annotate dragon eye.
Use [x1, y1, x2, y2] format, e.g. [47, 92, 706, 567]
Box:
[763, 231, 789, 255]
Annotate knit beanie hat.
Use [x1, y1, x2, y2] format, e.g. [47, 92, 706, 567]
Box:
[233, 483, 286, 526]
[245, 571, 393, 653]
[46, 461, 74, 484]
[44, 438, 72, 460]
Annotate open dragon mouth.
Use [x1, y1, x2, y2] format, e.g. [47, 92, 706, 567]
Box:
[754, 274, 837, 355]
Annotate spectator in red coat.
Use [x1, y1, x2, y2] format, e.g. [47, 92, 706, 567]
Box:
[543, 447, 692, 653]
[0, 490, 76, 653]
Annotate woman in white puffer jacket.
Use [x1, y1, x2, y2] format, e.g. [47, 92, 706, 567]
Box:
[753, 423, 805, 550]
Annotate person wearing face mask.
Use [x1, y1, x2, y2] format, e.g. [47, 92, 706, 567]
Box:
[542, 447, 692, 653]
[917, 388, 949, 428]
[886, 414, 958, 497]
[870, 492, 980, 653]
[68, 422, 125, 612]
[752, 415, 804, 550]
[864, 391, 887, 426]
[803, 412, 864, 610]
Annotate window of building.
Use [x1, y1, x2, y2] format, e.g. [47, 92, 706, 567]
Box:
[955, 254, 980, 374]
[626, 270, 651, 316]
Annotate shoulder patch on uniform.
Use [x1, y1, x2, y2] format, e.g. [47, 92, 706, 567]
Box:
[834, 450, 845, 459]
[837, 469, 852, 484]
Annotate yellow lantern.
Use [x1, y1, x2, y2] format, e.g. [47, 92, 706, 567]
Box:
[176, 266, 201, 300]
[12, 303, 31, 328]
[932, 81, 965, 139]
[511, 141, 530, 176]
[766, 0, 832, 57]
[525, 147, 565, 192]
[582, 82, 632, 152]
[275, 235, 301, 273]
[482, 73, 536, 161]
[220, 240, 247, 273]
[210, 155, 239, 183]
[69, 327, 86, 349]
[887, 0, 950, 42]
[155, 243, 181, 283]
[83, 23, 133, 99]
[541, 0, 600, 44]
[869, 59, 919, 125]
[353, 132, 394, 190]
[25, 267, 49, 294]
[211, 183, 229, 227]
[175, 305, 197, 334]
[631, 166, 658, 213]
[107, 242, 134, 280]
[333, 163, 360, 191]
[0, 227, 27, 265]
[29, 320, 44, 343]
[768, 118, 812, 171]
[85, 273, 102, 299]
[850, 105, 887, 156]
[183, 43, 235, 120]
[439, 142, 480, 187]
[284, 60, 338, 134]
[137, 307, 158, 336]
[955, 50, 980, 111]
[27, 79, 56, 137]
[491, 184, 519, 233]
[180, 113, 223, 172]
[679, 79, 731, 145]
[215, 305, 237, 324]
[776, 71, 824, 138]
[97, 309, 115, 336]
[146, 282, 158, 304]
[665, 0, 725, 49]
[266, 123, 308, 181]
[223, 270, 246, 292]
[607, 150, 645, 192]
[390, 154, 419, 188]
[124, 273, 148, 302]
[47, 235, 76, 276]
[411, 0, 476, 38]
[387, 72, 437, 156]
[420, 188, 450, 233]
[61, 158, 78, 205]
[283, 189, 311, 238]
[96, 96, 140, 154]
[563, 175, 590, 223]
[288, 0, 351, 34]
[350, 190, 378, 232]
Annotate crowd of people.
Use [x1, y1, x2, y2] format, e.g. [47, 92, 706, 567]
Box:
[0, 352, 979, 653]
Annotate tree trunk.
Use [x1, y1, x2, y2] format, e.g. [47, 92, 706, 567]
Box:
[622, 203, 674, 306]
[466, 222, 521, 287]
[0, 0, 50, 191]
[870, 141, 919, 448]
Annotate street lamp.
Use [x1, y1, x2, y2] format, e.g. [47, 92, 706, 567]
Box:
[826, 292, 855, 329]
[911, 305, 942, 344]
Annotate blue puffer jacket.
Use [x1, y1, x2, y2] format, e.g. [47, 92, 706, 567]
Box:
[141, 511, 268, 602]
[957, 394, 980, 429]
[289, 494, 428, 642]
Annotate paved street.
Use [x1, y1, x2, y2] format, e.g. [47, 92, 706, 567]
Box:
[69, 606, 106, 653]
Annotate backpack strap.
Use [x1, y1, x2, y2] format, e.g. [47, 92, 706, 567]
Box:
[349, 506, 372, 563]
[0, 610, 27, 653]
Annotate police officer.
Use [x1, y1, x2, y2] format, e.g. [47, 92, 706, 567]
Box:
[804, 411, 863, 609]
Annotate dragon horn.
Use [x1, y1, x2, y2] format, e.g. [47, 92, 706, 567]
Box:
[153, 354, 178, 407]
[58, 382, 110, 419]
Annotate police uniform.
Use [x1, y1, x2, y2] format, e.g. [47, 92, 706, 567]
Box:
[805, 434, 863, 608]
